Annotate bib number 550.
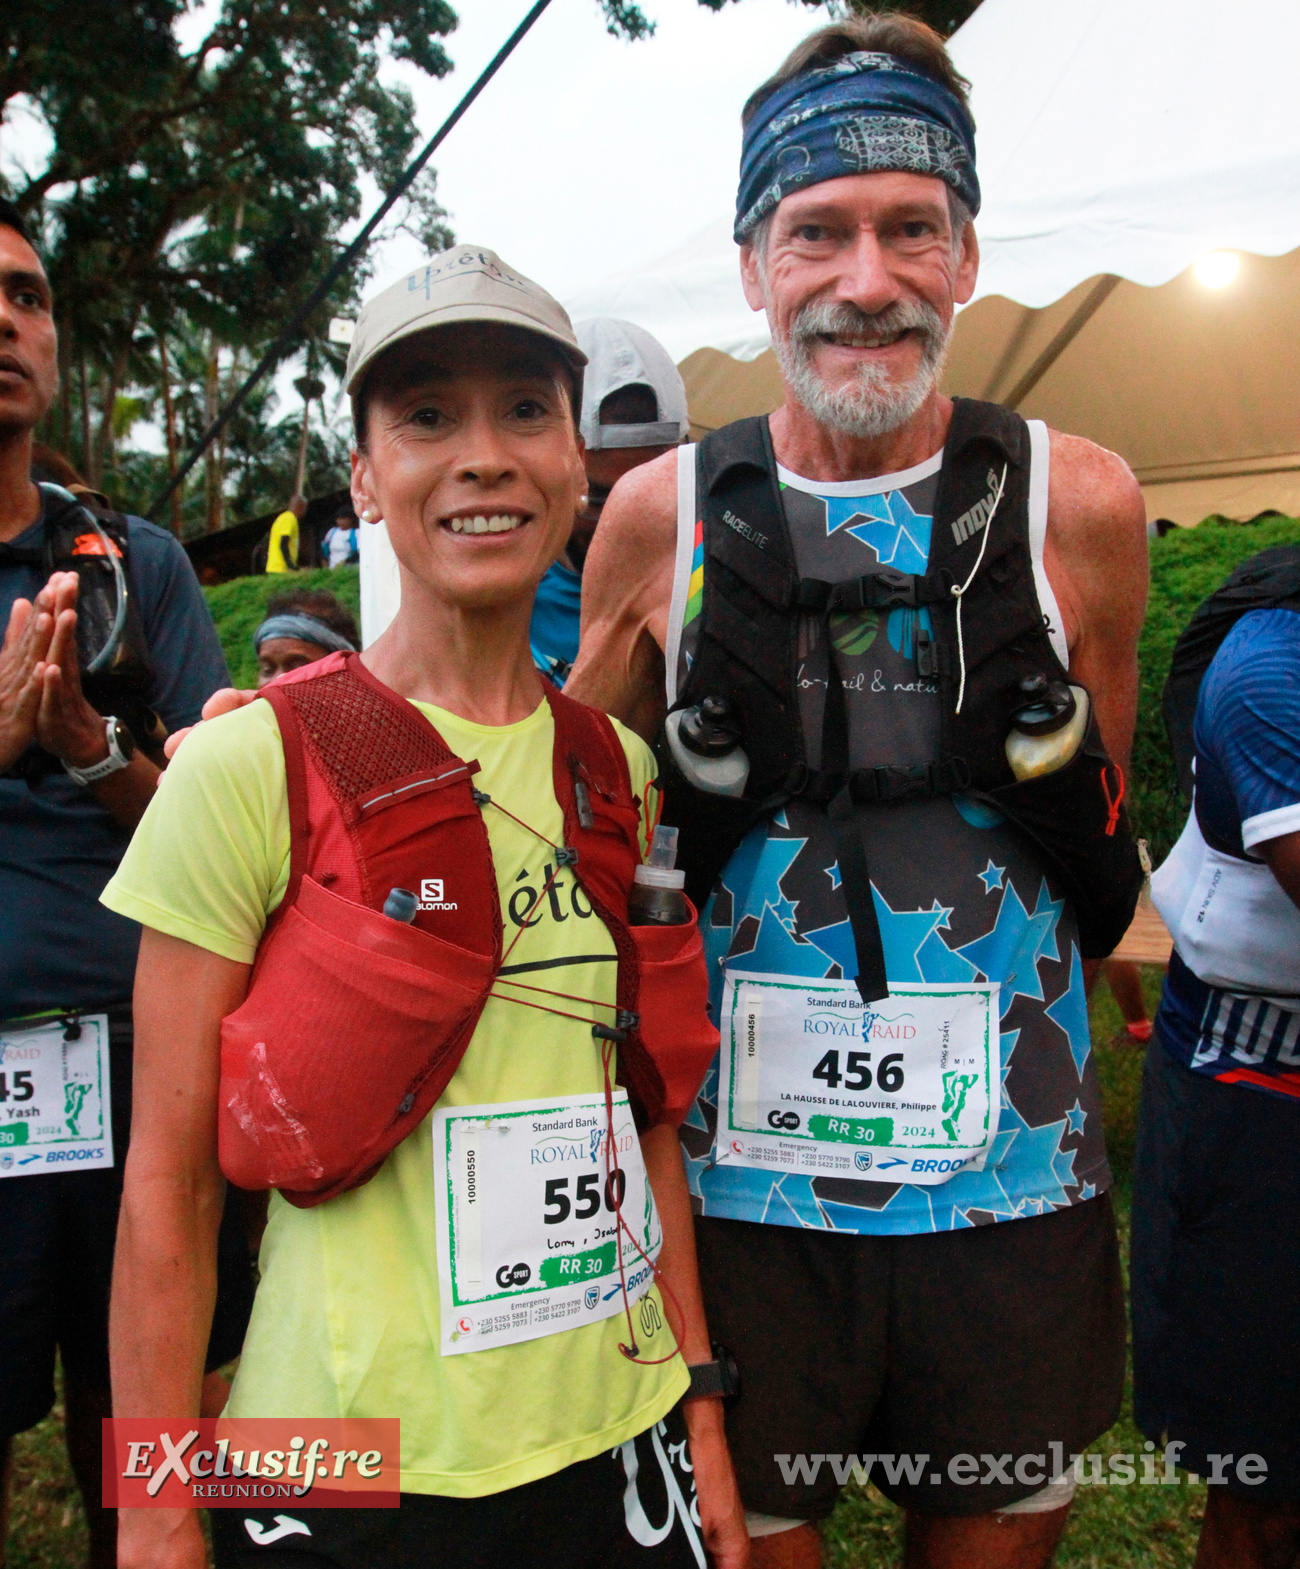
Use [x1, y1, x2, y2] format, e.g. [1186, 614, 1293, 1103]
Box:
[812, 1050, 904, 1093]
[543, 1170, 626, 1225]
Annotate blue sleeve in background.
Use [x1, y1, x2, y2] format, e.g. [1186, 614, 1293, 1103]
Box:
[126, 516, 231, 729]
[1193, 608, 1300, 851]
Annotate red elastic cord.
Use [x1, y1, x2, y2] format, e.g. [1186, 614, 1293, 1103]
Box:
[1100, 764, 1125, 837]
[498, 851, 567, 967]
[600, 1038, 685, 1366]
[494, 974, 622, 1015]
[477, 789, 681, 1365]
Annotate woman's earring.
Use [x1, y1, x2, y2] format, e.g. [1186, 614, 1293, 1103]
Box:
[578, 494, 589, 509]
[360, 507, 379, 523]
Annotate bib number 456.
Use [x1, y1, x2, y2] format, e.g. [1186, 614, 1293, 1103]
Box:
[812, 1051, 904, 1093]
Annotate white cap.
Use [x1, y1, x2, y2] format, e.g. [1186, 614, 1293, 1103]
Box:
[574, 318, 689, 451]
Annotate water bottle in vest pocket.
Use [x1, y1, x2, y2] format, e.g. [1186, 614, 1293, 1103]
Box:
[974, 701, 1142, 960]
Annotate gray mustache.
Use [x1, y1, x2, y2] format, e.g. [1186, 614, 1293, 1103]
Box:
[789, 299, 945, 347]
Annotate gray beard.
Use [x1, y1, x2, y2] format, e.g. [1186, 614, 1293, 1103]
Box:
[771, 298, 953, 440]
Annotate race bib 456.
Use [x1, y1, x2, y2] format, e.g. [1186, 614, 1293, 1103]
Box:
[715, 974, 999, 1186]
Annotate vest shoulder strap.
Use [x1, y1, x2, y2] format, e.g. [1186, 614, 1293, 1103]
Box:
[261, 653, 467, 909]
[544, 686, 667, 1126]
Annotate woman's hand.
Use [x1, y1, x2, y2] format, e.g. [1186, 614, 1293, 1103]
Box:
[684, 1398, 752, 1568]
[117, 1507, 208, 1569]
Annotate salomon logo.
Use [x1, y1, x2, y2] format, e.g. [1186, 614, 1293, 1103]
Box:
[419, 878, 458, 912]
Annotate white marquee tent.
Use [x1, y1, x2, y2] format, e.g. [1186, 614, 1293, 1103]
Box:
[564, 0, 1300, 528]
[360, 0, 1300, 641]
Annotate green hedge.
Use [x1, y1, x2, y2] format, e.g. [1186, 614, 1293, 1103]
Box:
[202, 520, 1300, 864]
[202, 565, 360, 690]
[1131, 515, 1300, 864]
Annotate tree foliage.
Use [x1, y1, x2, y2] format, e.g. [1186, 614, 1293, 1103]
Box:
[2, 0, 462, 525]
[1, 0, 981, 530]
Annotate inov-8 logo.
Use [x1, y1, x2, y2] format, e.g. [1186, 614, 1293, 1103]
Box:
[420, 878, 458, 912]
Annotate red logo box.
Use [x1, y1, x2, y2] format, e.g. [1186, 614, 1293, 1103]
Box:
[102, 1419, 400, 1508]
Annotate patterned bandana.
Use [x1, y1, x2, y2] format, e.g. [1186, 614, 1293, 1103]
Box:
[734, 51, 979, 242]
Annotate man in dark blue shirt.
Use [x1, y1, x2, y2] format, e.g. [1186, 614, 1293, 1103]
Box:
[0, 199, 251, 1567]
[1136, 604, 1300, 1568]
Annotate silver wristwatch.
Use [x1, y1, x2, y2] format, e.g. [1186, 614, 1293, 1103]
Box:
[65, 716, 135, 786]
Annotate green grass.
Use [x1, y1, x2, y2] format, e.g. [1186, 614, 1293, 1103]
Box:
[201, 565, 360, 690]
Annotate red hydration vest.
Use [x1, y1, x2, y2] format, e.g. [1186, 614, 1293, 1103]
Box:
[218, 653, 718, 1208]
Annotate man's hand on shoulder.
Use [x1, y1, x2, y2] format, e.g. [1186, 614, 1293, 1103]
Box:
[567, 447, 679, 742]
[1044, 430, 1148, 769]
[163, 687, 259, 759]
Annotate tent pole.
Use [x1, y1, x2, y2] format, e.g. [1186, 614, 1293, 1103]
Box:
[1002, 274, 1121, 410]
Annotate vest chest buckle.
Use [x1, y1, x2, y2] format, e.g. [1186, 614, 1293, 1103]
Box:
[832, 568, 919, 612]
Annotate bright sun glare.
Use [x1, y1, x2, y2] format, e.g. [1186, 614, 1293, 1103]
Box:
[1193, 251, 1240, 289]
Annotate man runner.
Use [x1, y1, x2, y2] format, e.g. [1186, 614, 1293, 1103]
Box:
[568, 15, 1147, 1568]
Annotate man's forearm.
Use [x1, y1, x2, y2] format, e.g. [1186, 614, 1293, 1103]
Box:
[90, 750, 161, 829]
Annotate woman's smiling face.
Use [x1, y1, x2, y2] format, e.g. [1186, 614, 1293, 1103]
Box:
[351, 322, 585, 612]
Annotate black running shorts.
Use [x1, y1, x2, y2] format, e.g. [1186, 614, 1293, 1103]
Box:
[211, 1406, 709, 1569]
[1132, 1037, 1300, 1502]
[0, 1010, 256, 1437]
[694, 1195, 1125, 1518]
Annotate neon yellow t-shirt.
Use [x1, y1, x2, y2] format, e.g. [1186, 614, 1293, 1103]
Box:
[266, 511, 299, 573]
[102, 693, 687, 1496]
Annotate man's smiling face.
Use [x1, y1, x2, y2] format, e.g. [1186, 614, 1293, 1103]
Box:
[0, 223, 57, 439]
[740, 170, 978, 438]
[351, 323, 586, 613]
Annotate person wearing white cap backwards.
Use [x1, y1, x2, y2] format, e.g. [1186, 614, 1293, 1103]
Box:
[103, 245, 748, 1569]
[568, 12, 1148, 1569]
[530, 318, 689, 688]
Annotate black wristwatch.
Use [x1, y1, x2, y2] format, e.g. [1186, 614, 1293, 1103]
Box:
[685, 1343, 740, 1403]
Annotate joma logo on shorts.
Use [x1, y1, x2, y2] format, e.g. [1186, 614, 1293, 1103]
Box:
[420, 878, 458, 912]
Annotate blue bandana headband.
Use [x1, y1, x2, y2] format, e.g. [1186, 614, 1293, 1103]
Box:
[735, 51, 979, 242]
[253, 613, 358, 655]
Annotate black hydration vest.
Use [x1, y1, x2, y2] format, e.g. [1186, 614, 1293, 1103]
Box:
[658, 399, 1142, 998]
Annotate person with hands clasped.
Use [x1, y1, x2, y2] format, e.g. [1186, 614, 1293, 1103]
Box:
[0, 200, 249, 1569]
[104, 245, 747, 1569]
[1, 568, 158, 824]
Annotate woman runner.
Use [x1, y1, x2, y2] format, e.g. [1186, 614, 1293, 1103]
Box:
[104, 246, 748, 1569]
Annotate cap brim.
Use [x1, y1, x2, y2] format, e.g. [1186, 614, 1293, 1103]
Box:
[347, 304, 587, 396]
